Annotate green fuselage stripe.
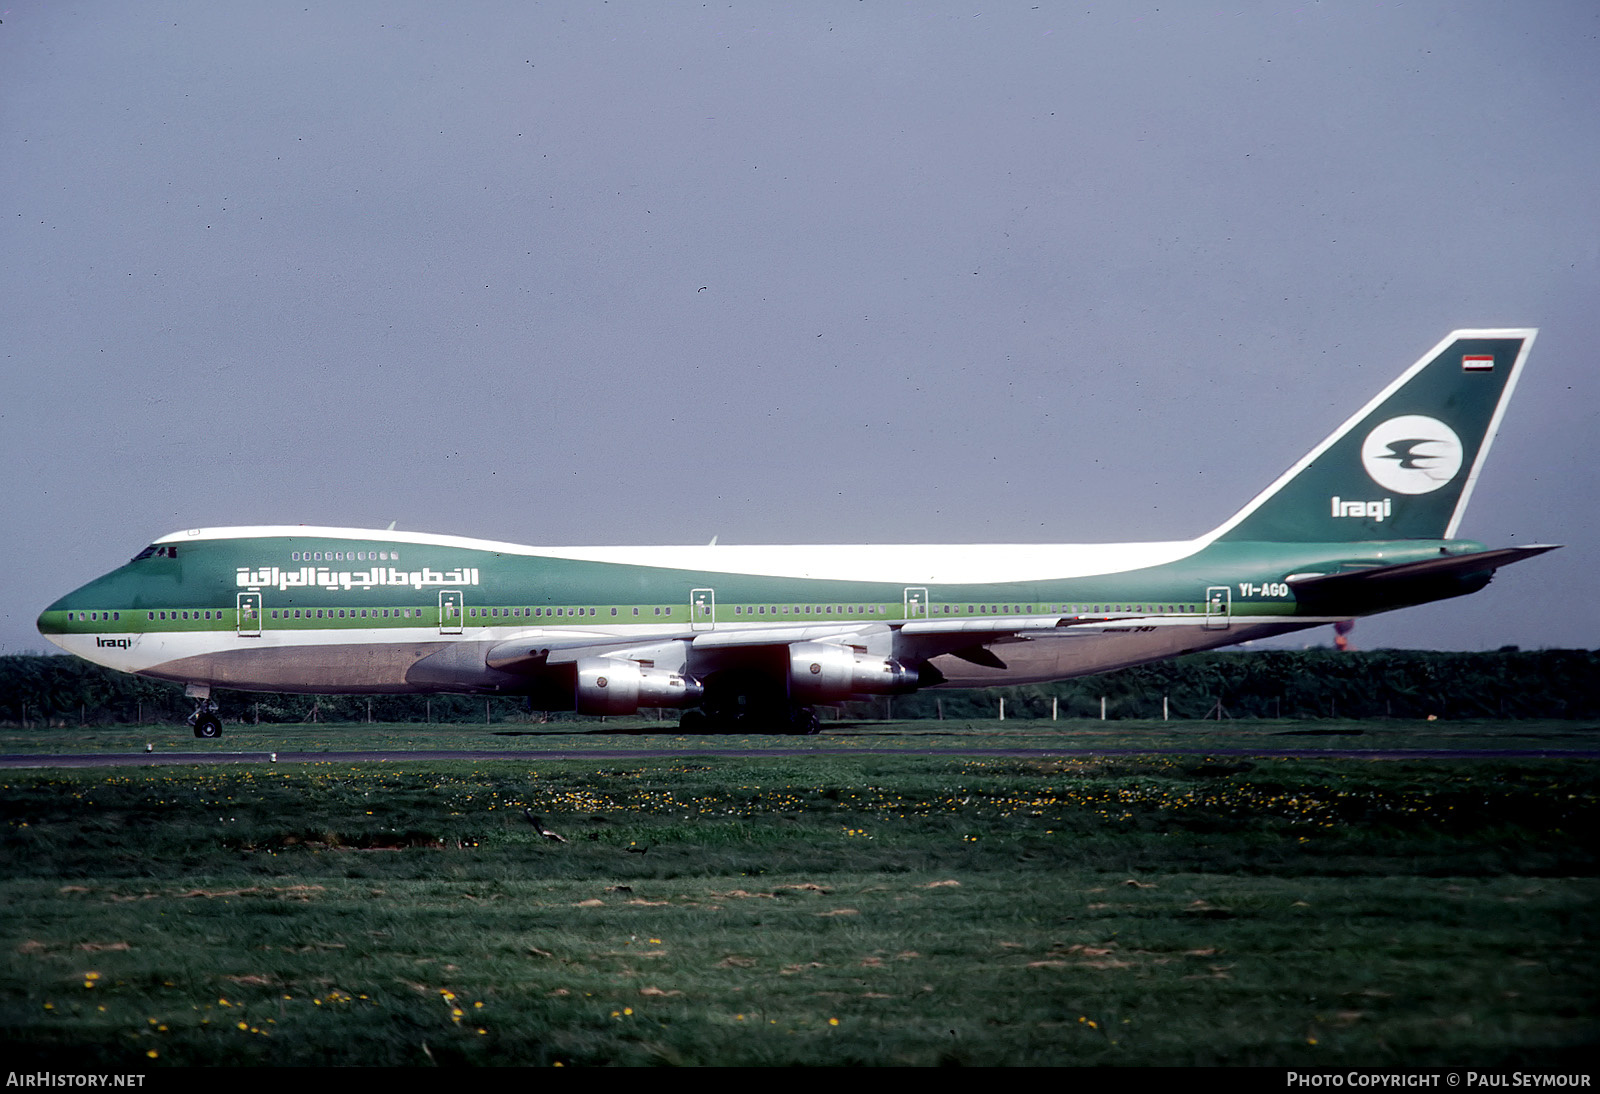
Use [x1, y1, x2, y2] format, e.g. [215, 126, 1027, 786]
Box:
[39, 534, 1484, 638]
[42, 599, 1240, 635]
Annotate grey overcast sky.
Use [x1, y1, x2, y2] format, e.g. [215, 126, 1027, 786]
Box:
[3, 1, 1596, 655]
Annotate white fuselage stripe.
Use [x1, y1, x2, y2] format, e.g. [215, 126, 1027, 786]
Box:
[155, 526, 1206, 584]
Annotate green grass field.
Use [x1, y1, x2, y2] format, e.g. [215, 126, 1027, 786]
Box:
[2, 722, 1596, 1066]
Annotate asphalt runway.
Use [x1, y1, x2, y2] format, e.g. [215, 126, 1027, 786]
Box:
[4, 746, 1597, 768]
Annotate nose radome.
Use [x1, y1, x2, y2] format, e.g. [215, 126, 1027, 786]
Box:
[37, 597, 72, 653]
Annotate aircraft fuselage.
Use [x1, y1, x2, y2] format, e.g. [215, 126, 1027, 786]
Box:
[39, 527, 1500, 697]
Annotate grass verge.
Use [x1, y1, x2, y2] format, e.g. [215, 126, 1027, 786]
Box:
[2, 748, 1595, 1065]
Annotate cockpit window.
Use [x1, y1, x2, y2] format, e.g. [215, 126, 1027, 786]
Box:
[130, 544, 178, 562]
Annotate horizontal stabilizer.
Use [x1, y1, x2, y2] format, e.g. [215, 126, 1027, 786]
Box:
[1286, 544, 1559, 617]
[1287, 545, 1560, 593]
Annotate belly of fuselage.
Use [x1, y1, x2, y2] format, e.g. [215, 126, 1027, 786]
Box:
[928, 620, 1321, 687]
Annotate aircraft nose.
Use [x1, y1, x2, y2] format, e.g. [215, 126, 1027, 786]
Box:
[37, 590, 77, 653]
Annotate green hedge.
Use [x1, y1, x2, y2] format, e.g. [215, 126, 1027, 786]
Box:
[3, 647, 1597, 725]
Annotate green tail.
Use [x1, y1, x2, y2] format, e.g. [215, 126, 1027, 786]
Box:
[1210, 329, 1537, 543]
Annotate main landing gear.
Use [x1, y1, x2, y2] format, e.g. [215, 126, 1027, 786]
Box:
[679, 671, 825, 735]
[678, 699, 821, 736]
[186, 685, 223, 739]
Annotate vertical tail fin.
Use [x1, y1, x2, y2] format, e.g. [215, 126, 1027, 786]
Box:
[1208, 329, 1536, 543]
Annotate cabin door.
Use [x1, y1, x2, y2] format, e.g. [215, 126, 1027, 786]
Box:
[691, 588, 716, 632]
[1203, 586, 1231, 630]
[439, 590, 464, 635]
[904, 587, 929, 620]
[236, 592, 262, 637]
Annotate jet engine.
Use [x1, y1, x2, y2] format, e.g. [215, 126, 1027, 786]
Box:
[574, 658, 704, 715]
[786, 642, 920, 703]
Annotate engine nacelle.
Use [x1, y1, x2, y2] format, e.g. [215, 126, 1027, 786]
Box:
[787, 642, 920, 703]
[575, 658, 704, 715]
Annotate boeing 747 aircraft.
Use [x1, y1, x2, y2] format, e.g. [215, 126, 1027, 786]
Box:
[39, 330, 1555, 737]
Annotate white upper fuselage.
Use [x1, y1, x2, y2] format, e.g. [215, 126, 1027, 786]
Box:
[150, 525, 1206, 584]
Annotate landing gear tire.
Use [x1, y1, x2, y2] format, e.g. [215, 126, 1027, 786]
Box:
[788, 706, 821, 736]
[187, 695, 223, 739]
[678, 709, 709, 733]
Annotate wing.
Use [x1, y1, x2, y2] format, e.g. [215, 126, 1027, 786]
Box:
[482, 621, 924, 714]
[482, 609, 1177, 700]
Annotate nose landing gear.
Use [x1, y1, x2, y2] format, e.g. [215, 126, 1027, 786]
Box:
[186, 685, 223, 739]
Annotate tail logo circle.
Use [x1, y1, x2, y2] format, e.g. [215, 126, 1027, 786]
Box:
[1361, 415, 1463, 494]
